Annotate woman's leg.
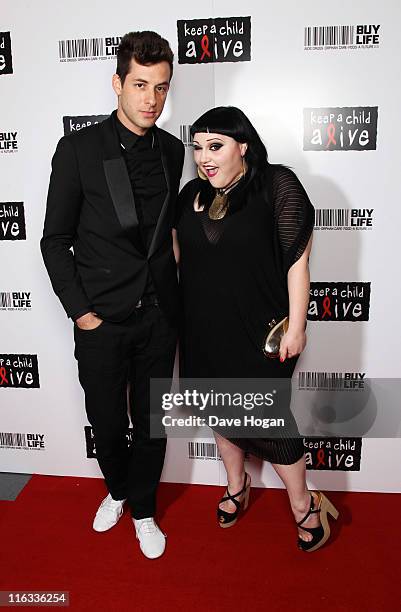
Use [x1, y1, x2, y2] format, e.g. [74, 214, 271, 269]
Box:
[271, 455, 320, 542]
[215, 434, 319, 538]
[214, 432, 246, 512]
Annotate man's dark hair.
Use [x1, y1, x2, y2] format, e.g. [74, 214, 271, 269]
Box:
[116, 31, 174, 84]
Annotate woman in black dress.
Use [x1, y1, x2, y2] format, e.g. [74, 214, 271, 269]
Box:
[173, 106, 339, 552]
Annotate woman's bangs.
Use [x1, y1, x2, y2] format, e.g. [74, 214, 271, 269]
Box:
[190, 107, 247, 141]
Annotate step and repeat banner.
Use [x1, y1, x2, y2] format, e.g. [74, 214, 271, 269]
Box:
[1, 0, 400, 492]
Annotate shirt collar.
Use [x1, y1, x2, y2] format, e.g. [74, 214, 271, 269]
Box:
[114, 112, 154, 152]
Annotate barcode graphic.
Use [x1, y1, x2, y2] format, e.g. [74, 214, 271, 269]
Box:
[299, 372, 345, 389]
[180, 125, 193, 146]
[0, 432, 27, 448]
[304, 25, 355, 47]
[188, 441, 221, 460]
[315, 209, 350, 227]
[0, 292, 11, 308]
[59, 37, 105, 60]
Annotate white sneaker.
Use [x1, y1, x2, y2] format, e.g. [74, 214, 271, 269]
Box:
[133, 517, 166, 559]
[93, 494, 126, 532]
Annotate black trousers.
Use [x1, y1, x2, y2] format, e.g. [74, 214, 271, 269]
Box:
[73, 305, 177, 519]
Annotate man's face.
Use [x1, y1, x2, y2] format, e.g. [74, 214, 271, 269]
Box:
[112, 58, 171, 135]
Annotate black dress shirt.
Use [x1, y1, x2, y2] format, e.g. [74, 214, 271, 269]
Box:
[115, 114, 167, 299]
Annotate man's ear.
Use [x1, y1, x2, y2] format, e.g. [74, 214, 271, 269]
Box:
[112, 73, 122, 96]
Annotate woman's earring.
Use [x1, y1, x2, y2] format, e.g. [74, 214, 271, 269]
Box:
[197, 167, 208, 181]
[242, 157, 248, 177]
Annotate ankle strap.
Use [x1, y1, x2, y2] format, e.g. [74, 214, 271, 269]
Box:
[296, 493, 320, 527]
[223, 473, 249, 504]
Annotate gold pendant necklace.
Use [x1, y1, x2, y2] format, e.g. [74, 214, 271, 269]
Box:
[208, 190, 229, 220]
[208, 172, 244, 220]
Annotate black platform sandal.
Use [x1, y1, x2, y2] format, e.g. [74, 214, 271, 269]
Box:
[297, 491, 339, 552]
[217, 473, 251, 529]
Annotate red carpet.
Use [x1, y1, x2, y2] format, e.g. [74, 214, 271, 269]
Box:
[0, 476, 399, 611]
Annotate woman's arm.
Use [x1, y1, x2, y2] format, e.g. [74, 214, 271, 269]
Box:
[172, 228, 180, 265]
[279, 233, 313, 362]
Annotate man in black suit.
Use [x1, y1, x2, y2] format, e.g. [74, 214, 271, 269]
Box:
[41, 31, 184, 559]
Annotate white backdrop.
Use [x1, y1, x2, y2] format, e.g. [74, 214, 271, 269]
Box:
[1, 0, 400, 492]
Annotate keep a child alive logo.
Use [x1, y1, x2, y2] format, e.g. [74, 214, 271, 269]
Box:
[308, 282, 371, 321]
[85, 426, 133, 458]
[304, 438, 362, 471]
[0, 32, 13, 75]
[303, 107, 378, 151]
[63, 115, 109, 135]
[0, 203, 26, 240]
[0, 355, 40, 389]
[177, 17, 251, 64]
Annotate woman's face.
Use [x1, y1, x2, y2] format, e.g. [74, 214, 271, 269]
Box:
[192, 132, 247, 189]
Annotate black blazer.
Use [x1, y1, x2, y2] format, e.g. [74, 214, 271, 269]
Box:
[41, 112, 185, 322]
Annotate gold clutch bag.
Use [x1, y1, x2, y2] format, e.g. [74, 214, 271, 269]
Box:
[262, 316, 289, 358]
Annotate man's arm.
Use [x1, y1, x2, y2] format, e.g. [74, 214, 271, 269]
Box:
[40, 136, 93, 319]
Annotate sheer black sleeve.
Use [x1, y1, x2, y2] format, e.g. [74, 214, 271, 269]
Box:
[272, 166, 315, 274]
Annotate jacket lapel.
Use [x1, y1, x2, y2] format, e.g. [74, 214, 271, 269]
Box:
[148, 127, 171, 260]
[101, 112, 141, 247]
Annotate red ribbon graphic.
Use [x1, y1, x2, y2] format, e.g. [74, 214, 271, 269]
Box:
[322, 296, 332, 319]
[0, 367, 9, 385]
[326, 123, 337, 148]
[200, 34, 212, 60]
[316, 449, 326, 467]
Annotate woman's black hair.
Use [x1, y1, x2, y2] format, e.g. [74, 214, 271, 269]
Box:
[190, 106, 269, 172]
